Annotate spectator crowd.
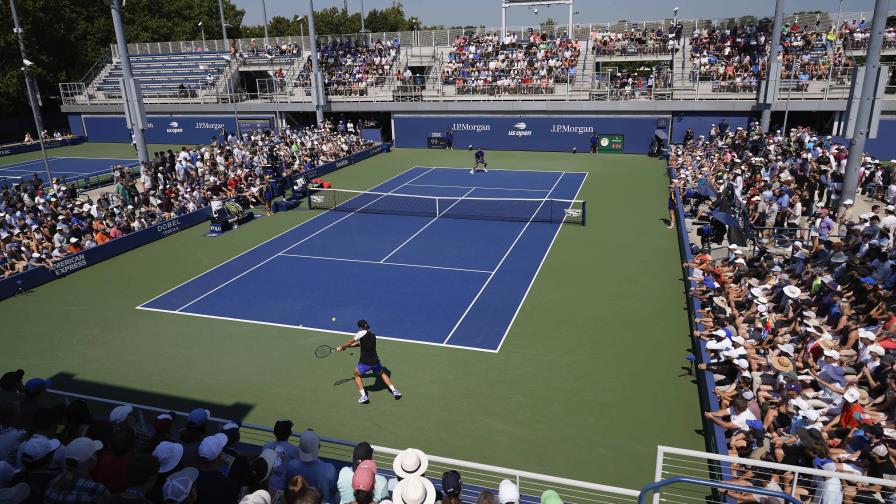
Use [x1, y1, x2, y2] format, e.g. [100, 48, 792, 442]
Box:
[441, 31, 581, 95]
[686, 18, 884, 91]
[293, 38, 402, 97]
[0, 375, 565, 504]
[0, 121, 373, 278]
[671, 119, 896, 500]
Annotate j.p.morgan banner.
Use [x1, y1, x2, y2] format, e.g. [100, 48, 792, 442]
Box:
[80, 115, 274, 144]
[393, 114, 660, 154]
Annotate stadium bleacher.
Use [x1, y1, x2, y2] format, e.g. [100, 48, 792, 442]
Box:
[93, 52, 231, 99]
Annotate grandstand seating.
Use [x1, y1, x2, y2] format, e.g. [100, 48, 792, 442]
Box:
[93, 52, 230, 99]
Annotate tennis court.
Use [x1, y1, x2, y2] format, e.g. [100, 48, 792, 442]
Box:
[0, 155, 137, 183]
[138, 166, 587, 352]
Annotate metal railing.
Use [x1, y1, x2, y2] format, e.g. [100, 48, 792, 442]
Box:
[43, 388, 640, 504]
[654, 446, 896, 504]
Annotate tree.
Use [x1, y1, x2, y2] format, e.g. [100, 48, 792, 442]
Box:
[0, 0, 245, 119]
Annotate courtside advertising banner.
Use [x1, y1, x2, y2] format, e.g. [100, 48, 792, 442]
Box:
[81, 115, 274, 144]
[392, 114, 662, 154]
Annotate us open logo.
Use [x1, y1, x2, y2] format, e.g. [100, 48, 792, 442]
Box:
[564, 208, 582, 217]
[166, 121, 184, 134]
[311, 195, 326, 204]
[508, 121, 532, 137]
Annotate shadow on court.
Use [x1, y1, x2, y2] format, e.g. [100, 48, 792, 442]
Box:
[44, 372, 254, 422]
[332, 368, 392, 394]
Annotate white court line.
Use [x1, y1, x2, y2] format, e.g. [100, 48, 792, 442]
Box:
[495, 172, 588, 353]
[138, 166, 426, 308]
[379, 187, 476, 263]
[419, 165, 588, 175]
[135, 306, 498, 353]
[173, 168, 436, 312]
[403, 183, 549, 193]
[442, 172, 566, 345]
[279, 253, 492, 274]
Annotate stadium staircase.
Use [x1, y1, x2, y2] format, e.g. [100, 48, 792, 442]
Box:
[92, 52, 230, 101]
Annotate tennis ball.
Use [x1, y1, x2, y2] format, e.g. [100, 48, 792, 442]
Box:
[331, 317, 336, 322]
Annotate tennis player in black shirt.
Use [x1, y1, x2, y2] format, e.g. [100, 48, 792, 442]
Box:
[336, 320, 402, 404]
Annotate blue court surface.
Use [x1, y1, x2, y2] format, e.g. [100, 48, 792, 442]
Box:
[138, 166, 587, 352]
[0, 156, 137, 183]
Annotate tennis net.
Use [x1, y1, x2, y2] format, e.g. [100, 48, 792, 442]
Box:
[308, 188, 586, 225]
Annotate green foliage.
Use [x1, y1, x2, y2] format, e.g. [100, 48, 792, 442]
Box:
[0, 0, 429, 116]
[0, 0, 244, 116]
[241, 2, 426, 37]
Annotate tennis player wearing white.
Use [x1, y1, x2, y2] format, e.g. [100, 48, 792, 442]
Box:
[336, 320, 402, 404]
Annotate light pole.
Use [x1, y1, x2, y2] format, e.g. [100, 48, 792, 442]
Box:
[295, 16, 305, 53]
[261, 0, 270, 46]
[198, 21, 206, 51]
[8, 0, 52, 184]
[308, 0, 325, 125]
[217, 0, 240, 137]
[106, 0, 149, 165]
[360, 0, 366, 34]
[672, 7, 679, 87]
[841, 0, 889, 208]
[217, 0, 229, 53]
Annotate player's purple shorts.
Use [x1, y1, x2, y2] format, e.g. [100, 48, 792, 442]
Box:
[357, 362, 383, 375]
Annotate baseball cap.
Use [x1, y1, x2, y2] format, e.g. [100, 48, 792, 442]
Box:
[24, 378, 50, 394]
[352, 460, 377, 492]
[441, 470, 462, 496]
[198, 433, 228, 462]
[299, 429, 320, 462]
[162, 467, 199, 504]
[843, 388, 861, 403]
[109, 405, 133, 424]
[186, 408, 210, 426]
[253, 448, 276, 481]
[785, 382, 802, 393]
[64, 437, 103, 464]
[499, 479, 520, 504]
[240, 490, 272, 504]
[153, 414, 174, 433]
[21, 437, 62, 464]
[153, 441, 184, 473]
[873, 444, 889, 457]
[824, 349, 841, 360]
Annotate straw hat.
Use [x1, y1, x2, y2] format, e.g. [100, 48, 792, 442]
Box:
[770, 356, 795, 373]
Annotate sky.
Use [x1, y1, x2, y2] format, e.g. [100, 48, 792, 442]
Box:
[235, 0, 884, 28]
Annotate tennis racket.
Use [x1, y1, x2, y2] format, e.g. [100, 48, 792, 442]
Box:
[315, 345, 338, 358]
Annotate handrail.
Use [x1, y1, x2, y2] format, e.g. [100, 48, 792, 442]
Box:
[639, 477, 800, 504]
[657, 446, 896, 488]
[45, 387, 640, 499]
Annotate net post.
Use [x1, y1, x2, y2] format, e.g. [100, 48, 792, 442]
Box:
[308, 191, 313, 210]
[582, 200, 587, 226]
